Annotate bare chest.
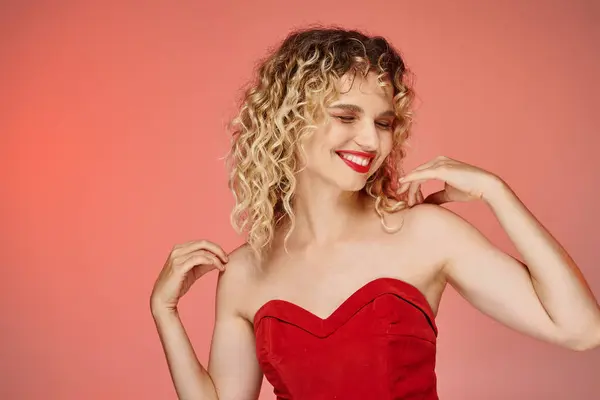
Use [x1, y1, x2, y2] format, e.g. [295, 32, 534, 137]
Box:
[243, 238, 445, 323]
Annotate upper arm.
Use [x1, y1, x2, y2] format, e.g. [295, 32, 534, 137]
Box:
[413, 204, 563, 345]
[207, 246, 263, 400]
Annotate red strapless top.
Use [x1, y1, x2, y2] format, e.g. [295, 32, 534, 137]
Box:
[253, 277, 439, 399]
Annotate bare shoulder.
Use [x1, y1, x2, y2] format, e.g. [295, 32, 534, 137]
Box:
[380, 203, 479, 264]
[214, 243, 260, 322]
[366, 203, 474, 313]
[389, 203, 489, 261]
[225, 243, 260, 276]
[387, 203, 472, 236]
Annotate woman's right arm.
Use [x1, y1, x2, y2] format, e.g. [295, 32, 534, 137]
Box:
[151, 241, 263, 400]
[206, 248, 264, 400]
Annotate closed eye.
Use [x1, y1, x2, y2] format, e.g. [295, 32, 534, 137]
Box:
[376, 121, 394, 130]
[336, 116, 356, 123]
[334, 115, 394, 129]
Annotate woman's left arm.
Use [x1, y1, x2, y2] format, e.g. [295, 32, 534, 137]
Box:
[482, 181, 599, 350]
[399, 156, 600, 351]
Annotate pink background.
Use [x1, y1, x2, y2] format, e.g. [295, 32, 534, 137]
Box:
[2, 1, 599, 399]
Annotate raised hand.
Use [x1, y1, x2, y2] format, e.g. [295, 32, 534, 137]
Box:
[150, 239, 229, 313]
[397, 155, 504, 206]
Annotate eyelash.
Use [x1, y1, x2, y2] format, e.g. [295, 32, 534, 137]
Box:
[335, 116, 393, 129]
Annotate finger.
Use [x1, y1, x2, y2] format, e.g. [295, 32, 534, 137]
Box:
[407, 181, 423, 206]
[187, 258, 221, 283]
[406, 155, 450, 174]
[174, 249, 223, 271]
[195, 249, 225, 271]
[397, 181, 410, 194]
[200, 251, 225, 271]
[416, 188, 424, 204]
[172, 240, 229, 263]
[423, 189, 449, 205]
[176, 253, 217, 274]
[198, 242, 229, 263]
[188, 251, 225, 273]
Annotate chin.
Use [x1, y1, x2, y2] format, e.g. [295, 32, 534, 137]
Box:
[337, 175, 370, 192]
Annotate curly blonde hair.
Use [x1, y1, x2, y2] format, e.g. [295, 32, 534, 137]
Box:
[226, 26, 415, 260]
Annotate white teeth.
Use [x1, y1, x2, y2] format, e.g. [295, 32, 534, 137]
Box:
[340, 153, 370, 166]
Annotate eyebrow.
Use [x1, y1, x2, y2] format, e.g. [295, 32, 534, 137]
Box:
[328, 103, 396, 118]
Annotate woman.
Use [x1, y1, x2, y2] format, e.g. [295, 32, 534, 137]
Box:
[150, 27, 600, 399]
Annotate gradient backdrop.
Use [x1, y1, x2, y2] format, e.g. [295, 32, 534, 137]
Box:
[2, 1, 599, 399]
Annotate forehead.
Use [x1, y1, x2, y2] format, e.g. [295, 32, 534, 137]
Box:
[336, 71, 394, 103]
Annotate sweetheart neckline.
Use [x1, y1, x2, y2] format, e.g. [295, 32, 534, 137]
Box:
[252, 276, 436, 330]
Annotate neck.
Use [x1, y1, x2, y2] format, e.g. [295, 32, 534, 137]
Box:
[277, 178, 369, 250]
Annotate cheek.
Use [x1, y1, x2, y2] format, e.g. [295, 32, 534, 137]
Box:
[379, 131, 394, 157]
[325, 123, 352, 145]
[299, 128, 337, 164]
[371, 133, 394, 171]
[316, 125, 350, 157]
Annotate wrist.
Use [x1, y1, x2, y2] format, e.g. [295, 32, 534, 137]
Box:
[482, 175, 513, 206]
[150, 302, 179, 319]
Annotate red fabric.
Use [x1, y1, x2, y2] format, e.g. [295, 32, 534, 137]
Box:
[254, 277, 439, 399]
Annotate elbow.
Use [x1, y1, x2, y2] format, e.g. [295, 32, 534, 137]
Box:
[561, 321, 600, 352]
[568, 339, 600, 352]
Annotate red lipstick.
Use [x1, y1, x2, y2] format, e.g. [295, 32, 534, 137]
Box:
[335, 150, 375, 174]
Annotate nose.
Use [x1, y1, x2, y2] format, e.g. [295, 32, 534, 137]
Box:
[355, 120, 380, 152]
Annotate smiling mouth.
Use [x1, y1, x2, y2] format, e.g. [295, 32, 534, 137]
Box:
[335, 151, 374, 174]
